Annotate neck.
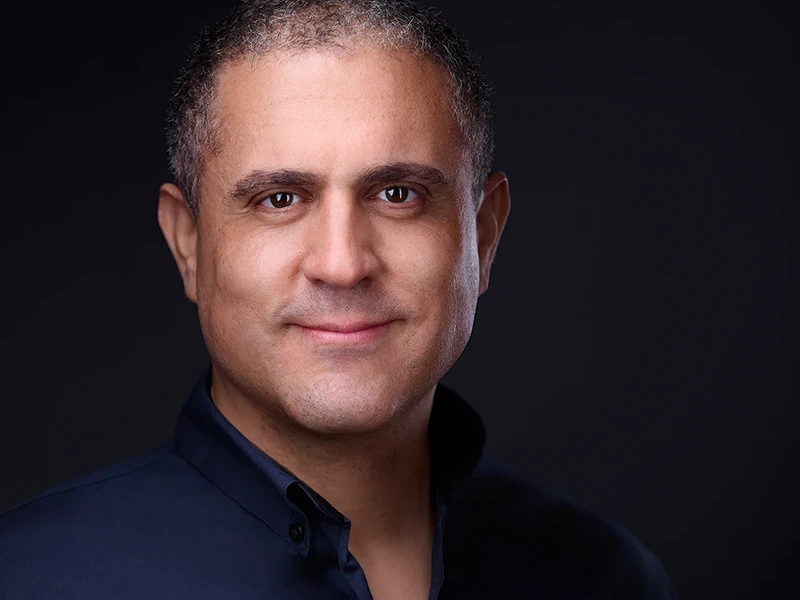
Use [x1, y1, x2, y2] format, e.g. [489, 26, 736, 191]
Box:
[209, 367, 437, 553]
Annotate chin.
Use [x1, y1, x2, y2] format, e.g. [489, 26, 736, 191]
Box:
[275, 370, 424, 435]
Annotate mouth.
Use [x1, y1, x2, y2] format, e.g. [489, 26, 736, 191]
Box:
[292, 320, 395, 345]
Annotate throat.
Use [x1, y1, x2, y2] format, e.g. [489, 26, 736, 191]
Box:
[349, 499, 437, 600]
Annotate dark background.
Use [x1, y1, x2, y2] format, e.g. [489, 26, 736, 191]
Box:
[0, 1, 794, 598]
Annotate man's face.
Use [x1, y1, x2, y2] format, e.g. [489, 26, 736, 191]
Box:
[163, 47, 507, 435]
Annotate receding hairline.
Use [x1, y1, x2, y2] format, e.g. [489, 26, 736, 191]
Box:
[203, 42, 468, 160]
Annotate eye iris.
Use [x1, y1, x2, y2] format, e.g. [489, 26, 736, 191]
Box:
[386, 187, 409, 203]
[270, 192, 293, 208]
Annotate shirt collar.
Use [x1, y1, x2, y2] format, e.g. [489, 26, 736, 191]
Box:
[173, 367, 486, 553]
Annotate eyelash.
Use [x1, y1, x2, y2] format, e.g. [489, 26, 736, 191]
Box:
[256, 185, 423, 211]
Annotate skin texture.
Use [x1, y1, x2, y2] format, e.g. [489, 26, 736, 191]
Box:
[158, 46, 510, 599]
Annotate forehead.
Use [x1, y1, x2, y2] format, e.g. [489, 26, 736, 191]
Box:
[205, 47, 468, 192]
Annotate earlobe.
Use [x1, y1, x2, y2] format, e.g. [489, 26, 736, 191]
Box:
[476, 171, 511, 295]
[157, 183, 199, 304]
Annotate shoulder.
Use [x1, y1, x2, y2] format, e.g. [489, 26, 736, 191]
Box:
[1, 442, 183, 523]
[446, 460, 679, 599]
[0, 442, 213, 595]
[0, 441, 222, 532]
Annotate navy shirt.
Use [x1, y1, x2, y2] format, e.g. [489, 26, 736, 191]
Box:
[0, 369, 678, 599]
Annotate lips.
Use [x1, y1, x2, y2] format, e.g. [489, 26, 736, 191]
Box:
[291, 319, 394, 345]
[295, 320, 391, 333]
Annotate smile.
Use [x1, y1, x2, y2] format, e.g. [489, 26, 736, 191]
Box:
[292, 321, 394, 345]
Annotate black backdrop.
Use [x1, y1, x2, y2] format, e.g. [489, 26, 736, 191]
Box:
[0, 1, 794, 598]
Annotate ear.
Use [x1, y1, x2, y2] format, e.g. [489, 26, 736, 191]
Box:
[157, 183, 198, 304]
[476, 171, 511, 295]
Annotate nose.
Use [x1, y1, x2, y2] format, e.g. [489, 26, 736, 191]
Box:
[301, 192, 378, 289]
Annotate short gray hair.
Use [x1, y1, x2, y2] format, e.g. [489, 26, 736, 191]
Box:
[166, 0, 494, 218]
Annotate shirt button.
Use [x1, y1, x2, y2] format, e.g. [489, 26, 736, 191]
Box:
[289, 522, 305, 543]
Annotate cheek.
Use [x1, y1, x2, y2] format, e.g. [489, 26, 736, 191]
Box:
[393, 215, 479, 380]
[393, 215, 480, 323]
[210, 225, 292, 292]
[196, 230, 285, 340]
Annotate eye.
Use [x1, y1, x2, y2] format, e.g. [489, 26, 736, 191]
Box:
[261, 191, 298, 209]
[376, 186, 419, 204]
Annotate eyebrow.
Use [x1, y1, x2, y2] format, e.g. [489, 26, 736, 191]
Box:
[228, 162, 451, 201]
[358, 162, 450, 188]
[229, 169, 319, 200]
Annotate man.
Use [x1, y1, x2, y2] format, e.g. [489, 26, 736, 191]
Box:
[0, 1, 678, 598]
